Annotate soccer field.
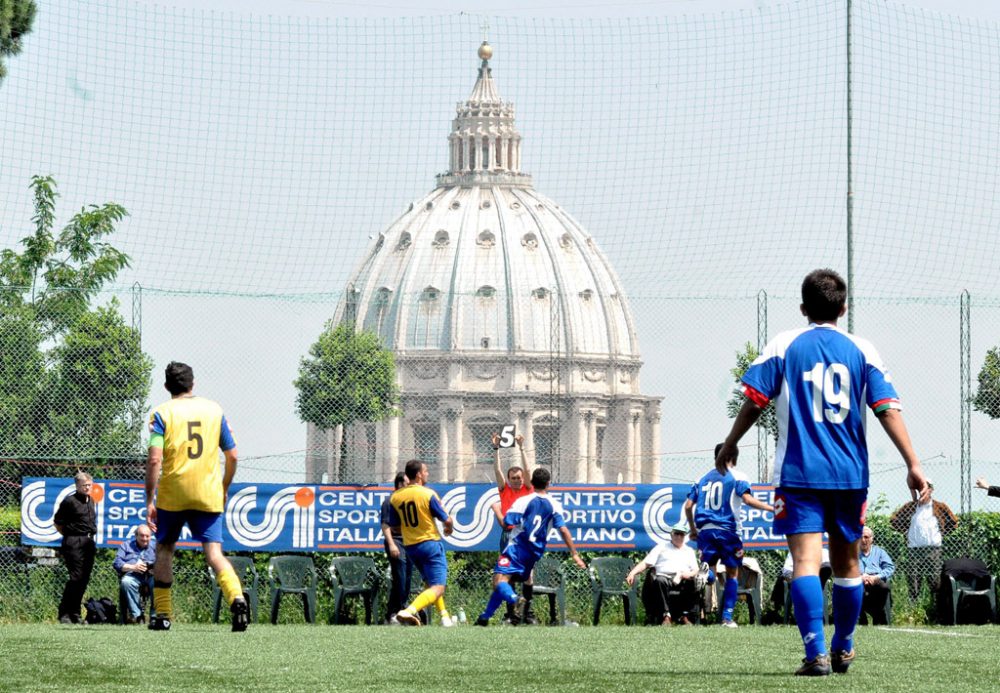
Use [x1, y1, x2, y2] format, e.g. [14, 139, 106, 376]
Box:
[1, 623, 996, 692]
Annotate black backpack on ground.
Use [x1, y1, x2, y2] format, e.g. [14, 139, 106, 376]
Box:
[84, 597, 118, 624]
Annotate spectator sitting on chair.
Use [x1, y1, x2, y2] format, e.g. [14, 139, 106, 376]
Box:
[975, 477, 1000, 498]
[771, 547, 831, 613]
[889, 479, 958, 602]
[857, 526, 894, 625]
[626, 522, 702, 625]
[113, 524, 156, 624]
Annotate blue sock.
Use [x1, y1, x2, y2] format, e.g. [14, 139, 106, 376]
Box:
[479, 581, 519, 621]
[790, 576, 827, 661]
[480, 589, 506, 621]
[497, 581, 519, 605]
[830, 577, 863, 654]
[722, 577, 739, 622]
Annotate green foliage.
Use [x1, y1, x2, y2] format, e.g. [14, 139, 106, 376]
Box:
[0, 0, 35, 83]
[0, 178, 151, 497]
[725, 342, 777, 441]
[294, 322, 400, 430]
[973, 346, 1000, 420]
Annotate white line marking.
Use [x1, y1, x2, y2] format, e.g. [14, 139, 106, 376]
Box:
[876, 627, 987, 638]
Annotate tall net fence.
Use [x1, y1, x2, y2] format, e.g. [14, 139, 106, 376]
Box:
[2, 0, 1000, 623]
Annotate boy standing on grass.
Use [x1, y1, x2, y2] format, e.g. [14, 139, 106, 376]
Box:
[685, 444, 773, 628]
[716, 269, 927, 676]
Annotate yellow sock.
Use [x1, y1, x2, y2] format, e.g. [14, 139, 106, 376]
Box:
[407, 588, 439, 614]
[435, 596, 450, 619]
[153, 586, 173, 619]
[215, 566, 244, 605]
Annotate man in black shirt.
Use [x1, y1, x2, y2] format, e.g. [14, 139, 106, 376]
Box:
[54, 471, 97, 624]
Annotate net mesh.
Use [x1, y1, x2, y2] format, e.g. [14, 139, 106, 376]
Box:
[1, 0, 1000, 622]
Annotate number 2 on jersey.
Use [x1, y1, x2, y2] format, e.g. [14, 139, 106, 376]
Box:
[528, 515, 543, 543]
[803, 362, 850, 424]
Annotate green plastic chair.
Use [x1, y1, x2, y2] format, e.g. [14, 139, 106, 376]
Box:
[531, 555, 567, 626]
[328, 556, 381, 625]
[268, 555, 317, 624]
[946, 573, 997, 625]
[210, 556, 260, 624]
[589, 556, 638, 625]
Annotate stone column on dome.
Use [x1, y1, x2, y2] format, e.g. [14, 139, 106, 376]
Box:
[586, 412, 599, 483]
[623, 413, 637, 484]
[643, 407, 661, 483]
[487, 133, 496, 170]
[438, 413, 451, 482]
[386, 415, 400, 479]
[520, 409, 535, 470]
[575, 410, 588, 481]
[473, 135, 483, 171]
[632, 414, 643, 483]
[450, 408, 464, 482]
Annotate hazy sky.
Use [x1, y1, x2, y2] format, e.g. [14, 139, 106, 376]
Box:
[2, 0, 998, 509]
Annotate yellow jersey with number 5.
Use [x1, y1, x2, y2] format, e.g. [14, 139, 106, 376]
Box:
[148, 396, 237, 512]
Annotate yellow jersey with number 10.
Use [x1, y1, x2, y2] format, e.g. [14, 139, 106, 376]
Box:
[148, 396, 237, 513]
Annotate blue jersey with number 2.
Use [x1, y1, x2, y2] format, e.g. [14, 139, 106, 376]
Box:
[741, 324, 901, 490]
[504, 493, 567, 562]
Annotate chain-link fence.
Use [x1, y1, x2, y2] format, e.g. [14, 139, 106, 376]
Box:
[3, 0, 1000, 624]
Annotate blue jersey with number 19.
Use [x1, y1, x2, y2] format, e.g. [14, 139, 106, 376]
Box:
[504, 493, 567, 562]
[741, 324, 901, 490]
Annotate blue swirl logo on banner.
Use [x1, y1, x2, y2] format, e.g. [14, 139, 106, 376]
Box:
[20, 478, 783, 551]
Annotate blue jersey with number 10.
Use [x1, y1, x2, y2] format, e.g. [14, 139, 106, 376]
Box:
[688, 468, 753, 533]
[504, 493, 567, 562]
[742, 324, 901, 490]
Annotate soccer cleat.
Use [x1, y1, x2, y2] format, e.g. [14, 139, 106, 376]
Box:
[794, 654, 831, 677]
[721, 619, 738, 629]
[230, 598, 249, 632]
[148, 615, 172, 631]
[441, 615, 456, 627]
[388, 614, 401, 626]
[474, 616, 490, 627]
[831, 649, 856, 674]
[396, 609, 421, 626]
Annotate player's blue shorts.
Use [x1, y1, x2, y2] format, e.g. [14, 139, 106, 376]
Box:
[697, 528, 744, 569]
[773, 487, 868, 543]
[494, 542, 538, 580]
[405, 539, 448, 587]
[154, 508, 223, 545]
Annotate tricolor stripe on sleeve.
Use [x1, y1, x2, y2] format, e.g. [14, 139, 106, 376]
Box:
[742, 383, 770, 408]
[871, 398, 901, 414]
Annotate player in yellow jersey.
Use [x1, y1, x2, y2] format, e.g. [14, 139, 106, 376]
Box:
[144, 362, 249, 632]
[388, 459, 455, 626]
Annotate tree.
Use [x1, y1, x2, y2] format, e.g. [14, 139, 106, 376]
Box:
[725, 342, 778, 441]
[973, 347, 1000, 420]
[0, 0, 36, 84]
[294, 322, 399, 482]
[0, 177, 151, 500]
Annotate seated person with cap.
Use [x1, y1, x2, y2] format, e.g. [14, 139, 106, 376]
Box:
[113, 523, 156, 624]
[626, 522, 703, 625]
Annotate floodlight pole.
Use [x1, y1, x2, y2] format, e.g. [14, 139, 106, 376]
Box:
[846, 0, 855, 333]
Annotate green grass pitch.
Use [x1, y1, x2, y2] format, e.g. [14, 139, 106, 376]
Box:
[1, 623, 997, 691]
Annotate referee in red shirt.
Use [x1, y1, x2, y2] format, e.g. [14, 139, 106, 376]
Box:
[490, 432, 536, 624]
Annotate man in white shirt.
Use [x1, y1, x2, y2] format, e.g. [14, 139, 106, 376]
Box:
[890, 480, 958, 601]
[626, 522, 703, 625]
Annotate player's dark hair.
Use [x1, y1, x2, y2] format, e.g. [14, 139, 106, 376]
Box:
[714, 443, 724, 459]
[164, 361, 194, 395]
[404, 459, 423, 481]
[531, 467, 551, 490]
[801, 269, 847, 322]
[507, 466, 523, 477]
[393, 472, 406, 489]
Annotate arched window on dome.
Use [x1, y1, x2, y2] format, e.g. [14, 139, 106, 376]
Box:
[397, 232, 412, 251]
[409, 285, 444, 349]
[522, 233, 538, 250]
[365, 287, 393, 340]
[476, 230, 495, 248]
[433, 230, 450, 247]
